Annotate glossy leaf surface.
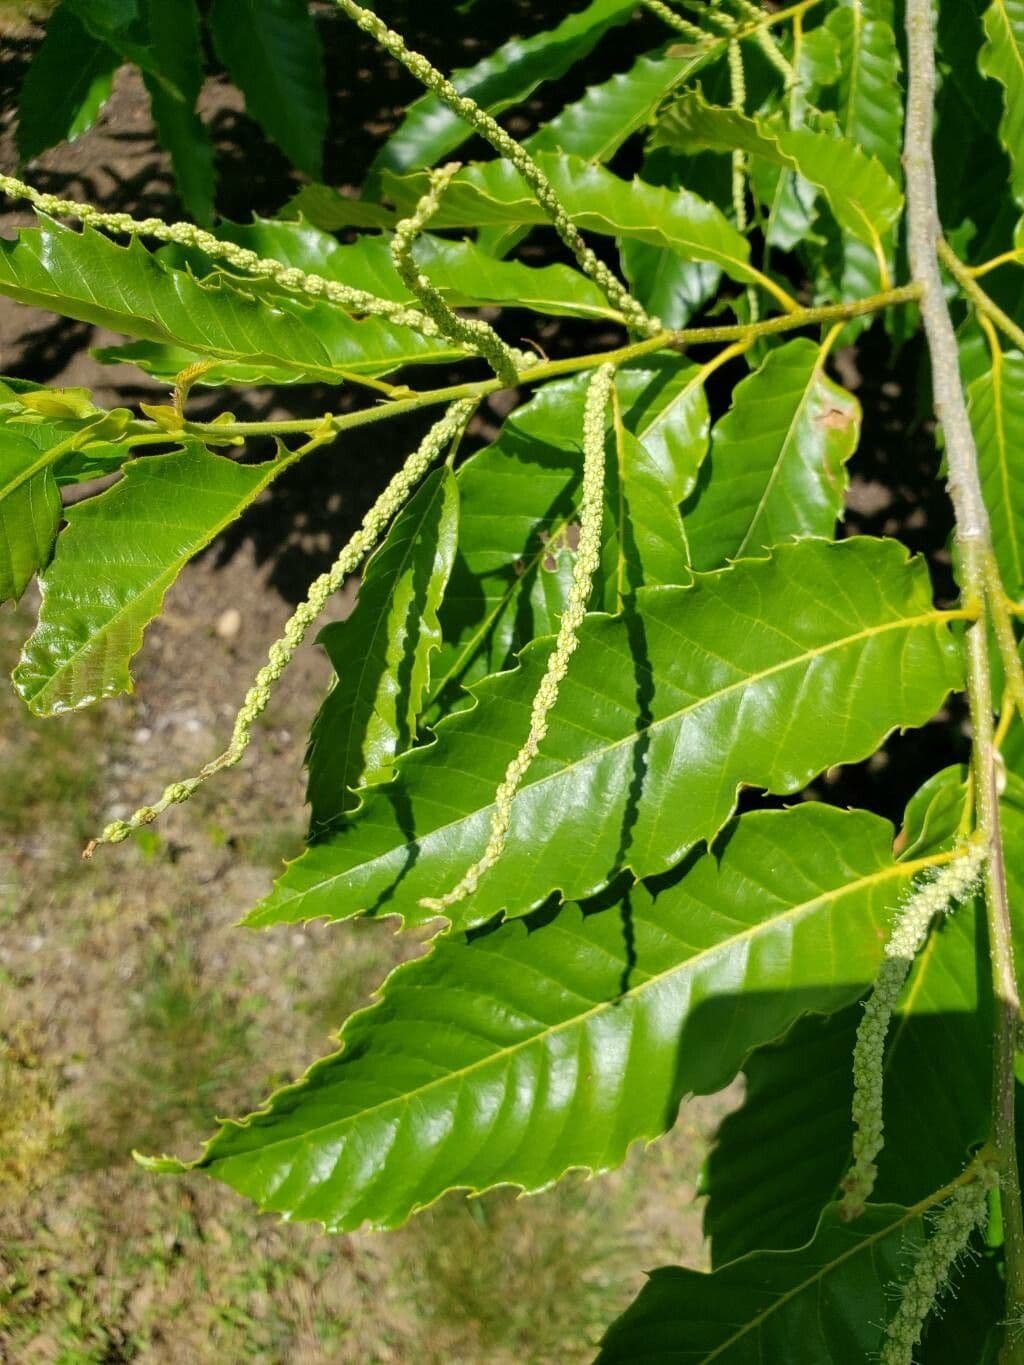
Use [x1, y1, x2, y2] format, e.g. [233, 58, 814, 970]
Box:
[653, 91, 903, 248]
[980, 0, 1024, 206]
[368, 0, 635, 181]
[969, 352, 1024, 596]
[252, 538, 961, 933]
[165, 804, 914, 1232]
[13, 443, 283, 715]
[596, 1202, 953, 1364]
[307, 469, 459, 834]
[0, 220, 465, 383]
[684, 338, 860, 571]
[208, 0, 326, 178]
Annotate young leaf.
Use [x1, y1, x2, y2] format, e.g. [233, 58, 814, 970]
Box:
[307, 469, 459, 834]
[684, 337, 861, 571]
[0, 430, 62, 606]
[0, 220, 466, 384]
[653, 90, 903, 249]
[595, 1201, 962, 1364]
[141, 0, 215, 225]
[13, 443, 288, 715]
[250, 538, 962, 933]
[367, 0, 636, 183]
[208, 0, 327, 178]
[980, 0, 1024, 207]
[968, 350, 1024, 597]
[15, 3, 120, 162]
[159, 804, 915, 1232]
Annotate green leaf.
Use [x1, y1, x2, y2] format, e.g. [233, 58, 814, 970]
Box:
[980, 0, 1024, 207]
[300, 152, 759, 290]
[826, 6, 903, 182]
[141, 0, 214, 225]
[0, 220, 466, 384]
[0, 430, 61, 606]
[619, 148, 726, 329]
[704, 900, 991, 1265]
[595, 1200, 964, 1364]
[162, 804, 916, 1231]
[163, 218, 623, 323]
[16, 4, 120, 162]
[13, 442, 287, 715]
[599, 423, 688, 609]
[367, 0, 636, 183]
[208, 0, 326, 178]
[684, 337, 861, 571]
[653, 90, 903, 249]
[426, 358, 710, 717]
[968, 351, 1024, 596]
[307, 469, 459, 834]
[529, 50, 709, 163]
[251, 537, 962, 933]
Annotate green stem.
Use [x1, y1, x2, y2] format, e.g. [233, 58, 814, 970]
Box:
[151, 286, 918, 447]
[938, 238, 1024, 354]
[904, 0, 1024, 1352]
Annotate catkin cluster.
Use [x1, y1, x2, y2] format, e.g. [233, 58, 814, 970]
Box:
[840, 841, 988, 1218]
[420, 363, 616, 912]
[85, 399, 476, 856]
[334, 0, 660, 337]
[881, 1174, 991, 1365]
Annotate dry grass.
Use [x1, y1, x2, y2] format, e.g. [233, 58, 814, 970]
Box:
[0, 551, 733, 1364]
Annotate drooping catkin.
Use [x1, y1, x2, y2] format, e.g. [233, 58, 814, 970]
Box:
[729, 0, 796, 83]
[84, 399, 476, 857]
[390, 163, 527, 386]
[419, 363, 616, 912]
[839, 841, 988, 1218]
[333, 1, 660, 337]
[0, 171, 436, 339]
[640, 0, 710, 41]
[880, 1174, 991, 1365]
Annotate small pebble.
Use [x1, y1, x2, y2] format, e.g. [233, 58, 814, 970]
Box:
[216, 608, 242, 639]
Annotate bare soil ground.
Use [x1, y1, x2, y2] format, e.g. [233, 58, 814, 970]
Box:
[0, 15, 736, 1362]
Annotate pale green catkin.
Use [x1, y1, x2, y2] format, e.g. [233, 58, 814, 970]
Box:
[84, 399, 476, 857]
[0, 171, 437, 340]
[728, 37, 749, 232]
[640, 0, 710, 41]
[729, 0, 796, 83]
[419, 363, 616, 912]
[390, 163, 527, 386]
[333, 0, 660, 338]
[839, 841, 988, 1219]
[880, 1175, 991, 1365]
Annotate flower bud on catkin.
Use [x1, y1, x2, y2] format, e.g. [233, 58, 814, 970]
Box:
[880, 1173, 991, 1365]
[84, 399, 476, 857]
[840, 841, 987, 1218]
[419, 363, 616, 912]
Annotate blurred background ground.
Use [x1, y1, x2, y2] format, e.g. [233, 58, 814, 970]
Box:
[0, 4, 738, 1360]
